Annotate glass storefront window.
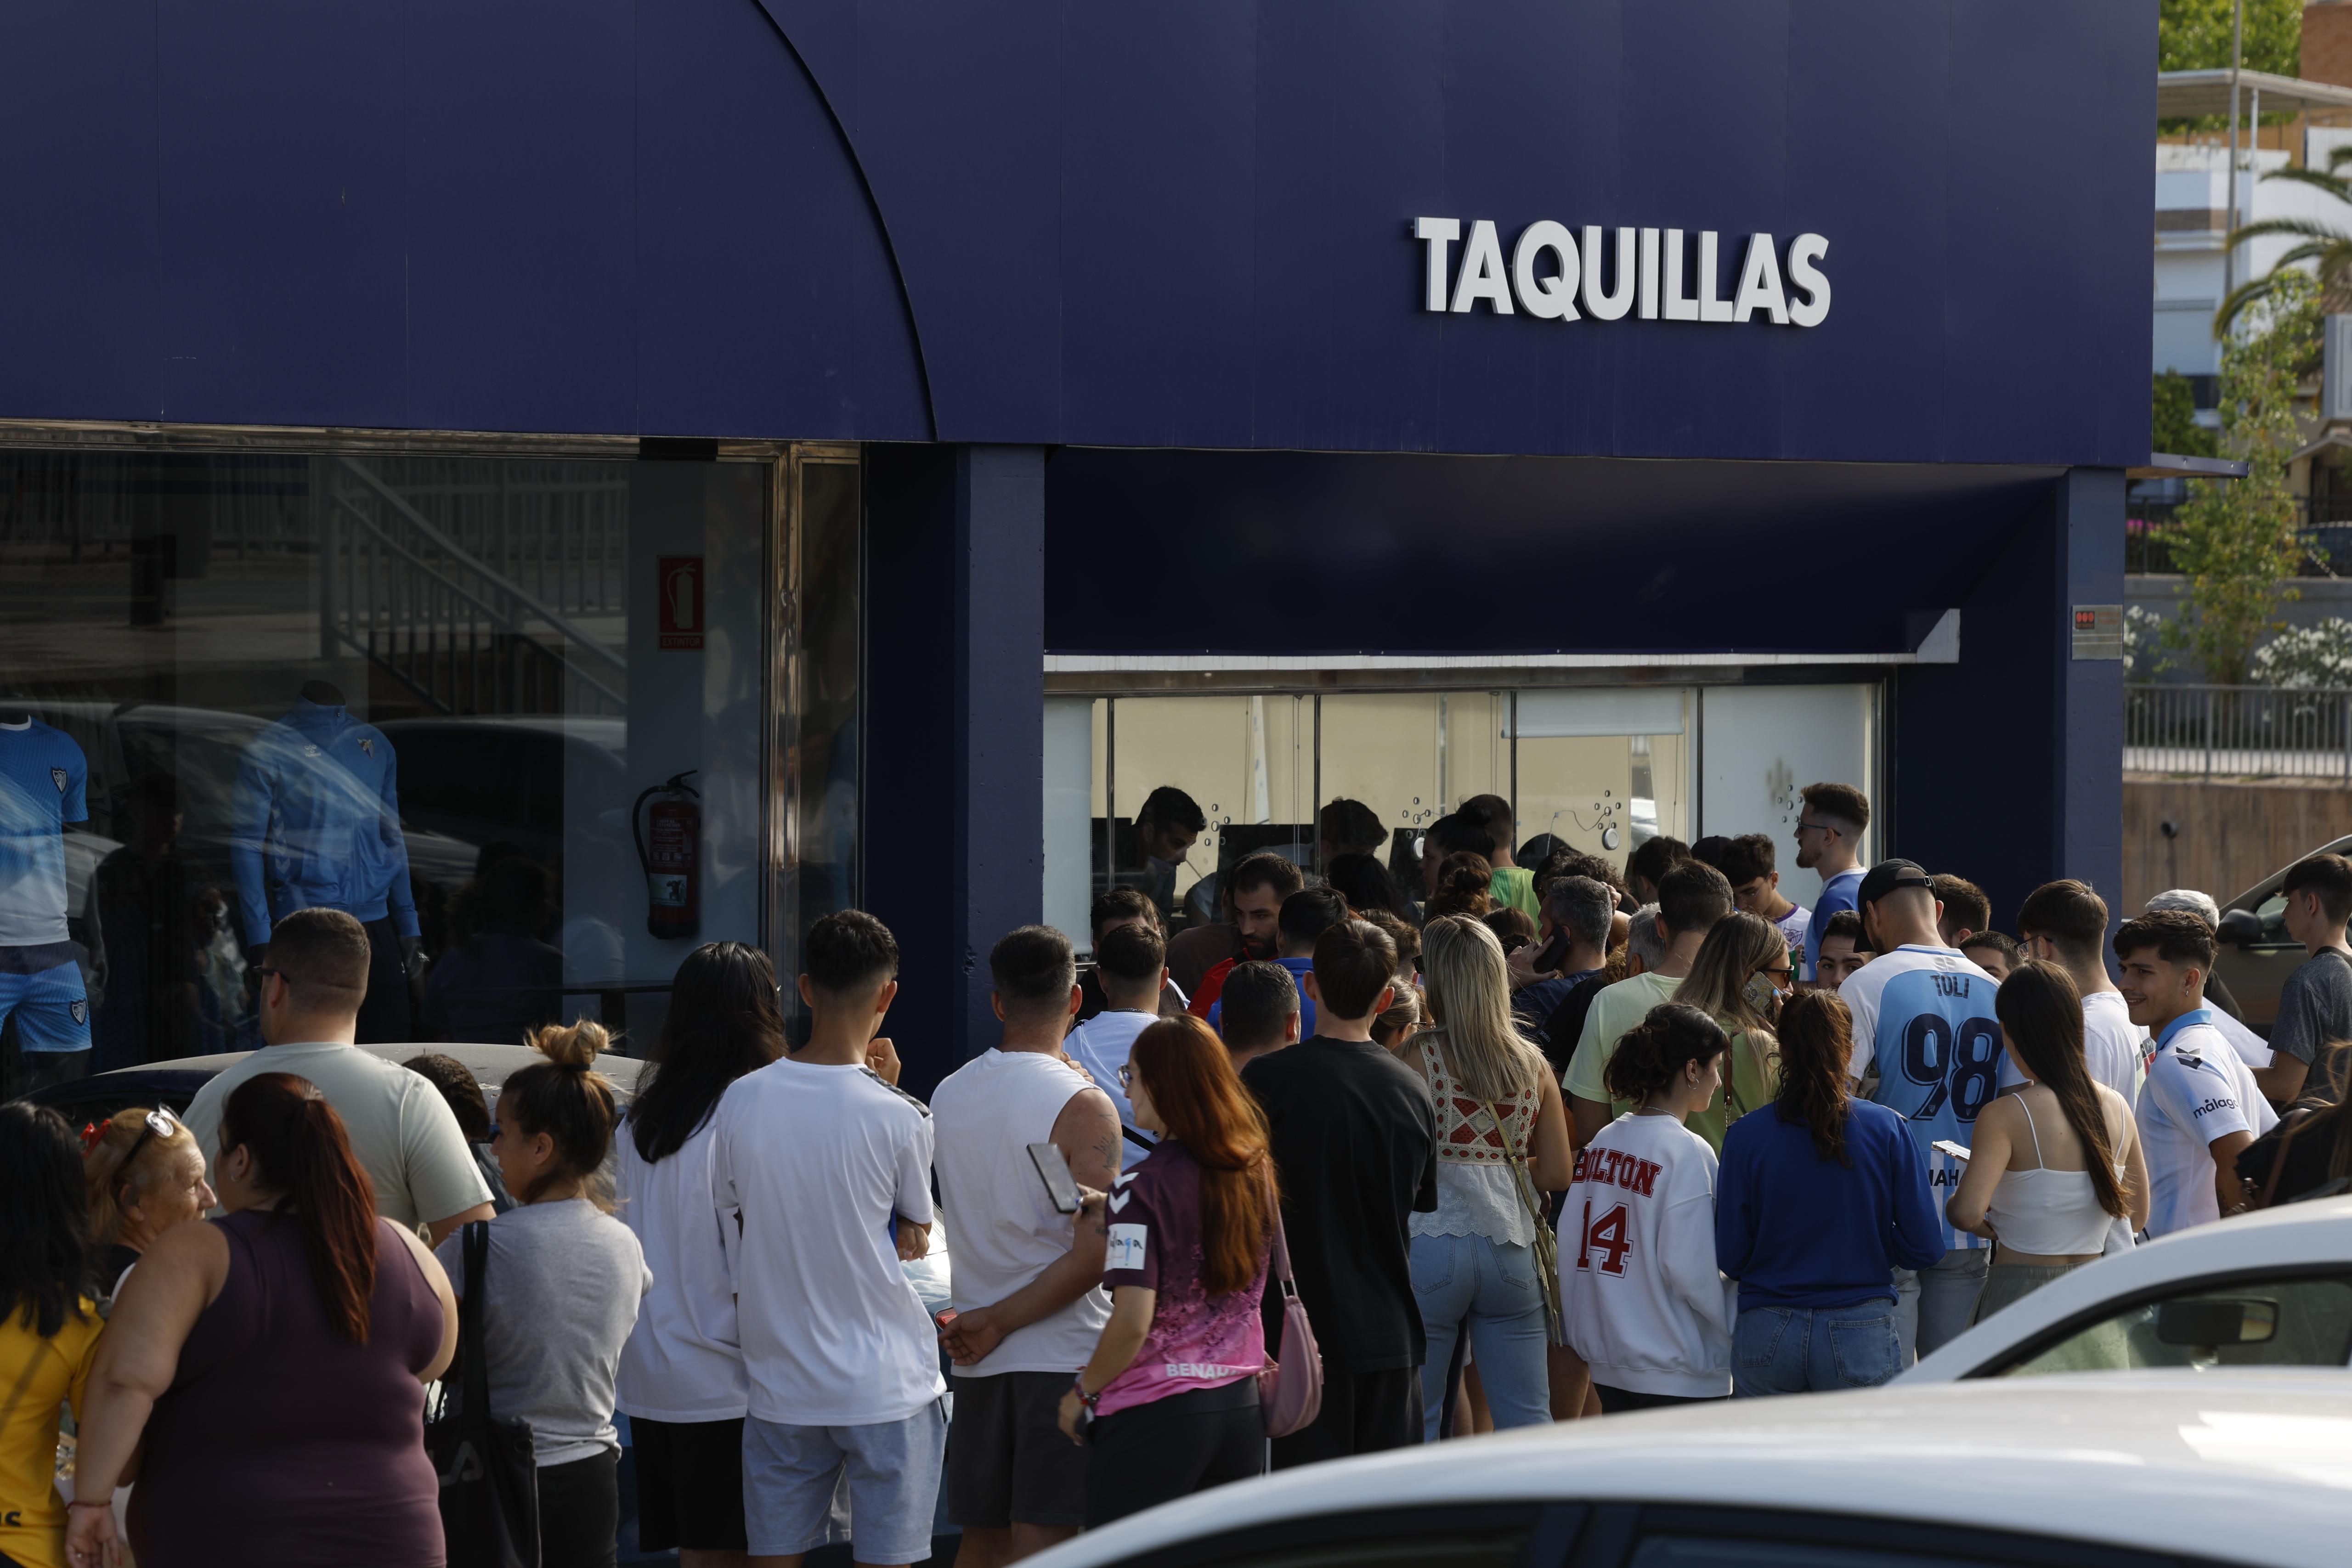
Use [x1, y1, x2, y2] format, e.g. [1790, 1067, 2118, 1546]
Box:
[1046, 683, 1876, 939]
[1093, 694, 1309, 934]
[0, 444, 839, 1089]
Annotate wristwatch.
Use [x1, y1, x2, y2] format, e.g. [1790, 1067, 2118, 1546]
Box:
[1071, 1374, 1102, 1411]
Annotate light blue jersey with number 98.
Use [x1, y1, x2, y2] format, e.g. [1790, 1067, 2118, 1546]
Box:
[1837, 945, 2003, 1252]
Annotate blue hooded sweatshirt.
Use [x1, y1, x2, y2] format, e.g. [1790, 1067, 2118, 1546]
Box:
[231, 698, 418, 945]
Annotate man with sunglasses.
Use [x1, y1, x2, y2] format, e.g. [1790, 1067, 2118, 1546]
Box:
[1794, 782, 1870, 982]
[180, 908, 492, 1245]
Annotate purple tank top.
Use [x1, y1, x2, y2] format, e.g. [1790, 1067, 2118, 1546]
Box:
[129, 1209, 447, 1568]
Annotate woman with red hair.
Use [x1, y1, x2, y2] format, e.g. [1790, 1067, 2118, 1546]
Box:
[66, 1074, 458, 1568]
[1057, 1015, 1277, 1525]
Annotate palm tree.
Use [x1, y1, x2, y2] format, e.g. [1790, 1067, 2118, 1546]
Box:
[2216, 144, 2352, 339]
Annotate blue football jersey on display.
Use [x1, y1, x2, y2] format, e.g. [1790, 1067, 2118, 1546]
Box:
[1838, 945, 2002, 1251]
[0, 720, 90, 950]
[231, 697, 418, 945]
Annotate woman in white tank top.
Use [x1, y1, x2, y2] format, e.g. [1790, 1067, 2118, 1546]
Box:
[1948, 962, 2151, 1326]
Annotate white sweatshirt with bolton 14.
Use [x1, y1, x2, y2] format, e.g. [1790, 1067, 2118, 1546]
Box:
[1557, 1110, 1736, 1399]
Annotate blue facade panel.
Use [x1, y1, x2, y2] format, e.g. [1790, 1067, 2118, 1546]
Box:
[0, 1, 2149, 464]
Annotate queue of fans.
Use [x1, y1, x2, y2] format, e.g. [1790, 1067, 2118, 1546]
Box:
[6, 782, 2350, 1568]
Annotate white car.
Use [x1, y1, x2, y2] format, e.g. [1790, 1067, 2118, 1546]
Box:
[1903, 1199, 2352, 1383]
[1022, 1372, 2351, 1568]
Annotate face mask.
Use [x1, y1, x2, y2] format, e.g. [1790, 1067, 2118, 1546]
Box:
[1742, 972, 1780, 1014]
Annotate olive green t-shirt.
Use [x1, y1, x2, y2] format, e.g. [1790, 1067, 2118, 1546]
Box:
[1489, 865, 1540, 919]
[1563, 974, 1780, 1152]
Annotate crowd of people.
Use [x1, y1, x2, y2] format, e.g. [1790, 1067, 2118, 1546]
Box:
[6, 781, 2350, 1568]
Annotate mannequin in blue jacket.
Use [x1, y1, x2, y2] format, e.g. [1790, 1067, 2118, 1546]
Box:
[232, 681, 419, 1041]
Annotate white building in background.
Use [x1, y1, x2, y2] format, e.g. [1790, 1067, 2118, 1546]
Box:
[2153, 70, 2352, 403]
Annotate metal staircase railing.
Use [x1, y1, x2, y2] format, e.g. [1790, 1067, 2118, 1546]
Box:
[321, 456, 628, 716]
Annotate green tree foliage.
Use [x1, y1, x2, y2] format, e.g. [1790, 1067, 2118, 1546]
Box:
[2160, 271, 2316, 684]
[2154, 370, 2218, 457]
[2160, 0, 2300, 77]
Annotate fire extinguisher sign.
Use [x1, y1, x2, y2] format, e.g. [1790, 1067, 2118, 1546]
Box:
[658, 556, 705, 650]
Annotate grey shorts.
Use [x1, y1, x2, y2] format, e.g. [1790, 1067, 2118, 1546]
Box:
[945, 1371, 1089, 1528]
[743, 1401, 948, 1563]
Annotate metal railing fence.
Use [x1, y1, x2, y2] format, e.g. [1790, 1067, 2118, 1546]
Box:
[2126, 683, 2352, 781]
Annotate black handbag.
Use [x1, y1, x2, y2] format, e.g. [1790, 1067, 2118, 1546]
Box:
[425, 1221, 540, 1568]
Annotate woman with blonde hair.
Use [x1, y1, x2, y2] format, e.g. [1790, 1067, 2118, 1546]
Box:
[82, 1106, 215, 1293]
[1400, 915, 1576, 1439]
[1669, 911, 1792, 1149]
[433, 1020, 651, 1568]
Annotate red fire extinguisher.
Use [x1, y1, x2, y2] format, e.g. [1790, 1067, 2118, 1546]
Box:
[632, 771, 701, 940]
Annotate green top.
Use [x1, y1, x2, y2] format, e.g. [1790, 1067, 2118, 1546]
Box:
[1489, 865, 1540, 919]
[1562, 971, 1782, 1153]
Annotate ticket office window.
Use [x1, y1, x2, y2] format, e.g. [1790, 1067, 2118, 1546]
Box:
[1045, 687, 1696, 948]
[0, 446, 820, 1088]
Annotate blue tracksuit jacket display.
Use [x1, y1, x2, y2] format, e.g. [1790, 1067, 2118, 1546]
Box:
[231, 698, 418, 945]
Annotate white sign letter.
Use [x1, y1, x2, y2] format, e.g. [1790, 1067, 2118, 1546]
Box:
[1451, 220, 1514, 314]
[1414, 217, 1460, 313]
[1582, 226, 1634, 321]
[1511, 221, 1580, 320]
[1786, 233, 1831, 327]
[1731, 233, 1789, 324]
[1697, 231, 1735, 322]
[1662, 229, 1698, 321]
[1638, 227, 1661, 320]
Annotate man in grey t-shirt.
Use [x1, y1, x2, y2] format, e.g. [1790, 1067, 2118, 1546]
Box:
[2265, 854, 2352, 1107]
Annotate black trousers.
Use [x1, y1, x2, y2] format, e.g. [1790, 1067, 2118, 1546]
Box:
[1086, 1381, 1265, 1527]
[537, 1449, 620, 1568]
[1594, 1383, 1728, 1415]
[354, 915, 414, 1045]
[1269, 1366, 1420, 1470]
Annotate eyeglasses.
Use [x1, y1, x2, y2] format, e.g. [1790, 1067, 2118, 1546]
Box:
[120, 1108, 179, 1173]
[1116, 1064, 1135, 1089]
[1793, 820, 1830, 838]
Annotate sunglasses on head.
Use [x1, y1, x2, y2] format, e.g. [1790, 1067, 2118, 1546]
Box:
[116, 1107, 180, 1171]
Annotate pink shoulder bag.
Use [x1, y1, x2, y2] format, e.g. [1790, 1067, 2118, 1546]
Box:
[1256, 1196, 1323, 1437]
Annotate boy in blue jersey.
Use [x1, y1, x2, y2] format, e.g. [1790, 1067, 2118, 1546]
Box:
[0, 715, 94, 1088]
[2115, 911, 2277, 1237]
[1794, 783, 1868, 982]
[1837, 859, 2001, 1361]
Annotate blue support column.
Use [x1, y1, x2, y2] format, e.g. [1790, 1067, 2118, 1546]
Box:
[862, 444, 1046, 1099]
[1893, 467, 2124, 931]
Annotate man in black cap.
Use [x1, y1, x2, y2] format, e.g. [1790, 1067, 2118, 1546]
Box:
[1836, 858, 2002, 1362]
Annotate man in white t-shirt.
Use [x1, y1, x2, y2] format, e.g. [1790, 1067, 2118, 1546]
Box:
[713, 910, 945, 1568]
[2014, 879, 2145, 1105]
[932, 925, 1119, 1567]
[1062, 922, 1169, 1170]
[2115, 910, 2278, 1238]
[1840, 861, 2000, 1359]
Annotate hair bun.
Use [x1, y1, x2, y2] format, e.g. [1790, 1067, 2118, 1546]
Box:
[531, 1019, 610, 1070]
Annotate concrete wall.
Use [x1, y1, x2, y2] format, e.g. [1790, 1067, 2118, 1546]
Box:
[2126, 574, 2352, 683]
[2123, 776, 2352, 911]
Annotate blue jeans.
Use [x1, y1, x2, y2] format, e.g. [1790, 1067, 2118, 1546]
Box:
[1409, 1231, 1551, 1440]
[1731, 1303, 1902, 1397]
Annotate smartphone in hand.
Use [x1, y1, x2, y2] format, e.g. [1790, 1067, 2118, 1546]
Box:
[1029, 1142, 1083, 1214]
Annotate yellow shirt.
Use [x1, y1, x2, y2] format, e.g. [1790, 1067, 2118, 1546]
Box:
[0, 1300, 104, 1568]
